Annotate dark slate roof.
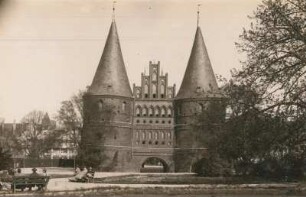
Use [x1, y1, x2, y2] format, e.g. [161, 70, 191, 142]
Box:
[88, 21, 132, 97]
[176, 27, 222, 99]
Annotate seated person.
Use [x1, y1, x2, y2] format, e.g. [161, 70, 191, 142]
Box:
[86, 167, 94, 180]
[69, 166, 88, 182]
[74, 166, 81, 176]
[0, 170, 13, 191]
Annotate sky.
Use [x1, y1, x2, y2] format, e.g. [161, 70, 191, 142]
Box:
[0, 0, 262, 122]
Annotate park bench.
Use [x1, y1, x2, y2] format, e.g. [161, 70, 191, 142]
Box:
[11, 175, 50, 193]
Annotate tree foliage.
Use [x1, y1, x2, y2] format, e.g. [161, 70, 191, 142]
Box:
[0, 146, 12, 170]
[221, 79, 306, 179]
[12, 110, 60, 159]
[56, 90, 85, 150]
[214, 0, 306, 179]
[236, 0, 306, 115]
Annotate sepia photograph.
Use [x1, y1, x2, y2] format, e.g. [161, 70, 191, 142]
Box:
[0, 0, 305, 196]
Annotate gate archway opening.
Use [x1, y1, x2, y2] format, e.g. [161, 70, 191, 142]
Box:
[141, 157, 169, 173]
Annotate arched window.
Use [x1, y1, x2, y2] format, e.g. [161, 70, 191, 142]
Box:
[199, 103, 204, 112]
[161, 132, 165, 139]
[152, 84, 157, 98]
[149, 107, 154, 117]
[136, 106, 141, 117]
[144, 84, 149, 98]
[167, 107, 172, 117]
[161, 107, 166, 117]
[98, 100, 103, 111]
[154, 132, 158, 140]
[148, 131, 152, 139]
[136, 89, 141, 98]
[168, 89, 172, 98]
[155, 106, 160, 117]
[152, 72, 157, 81]
[177, 105, 181, 115]
[142, 131, 145, 139]
[143, 106, 148, 116]
[135, 131, 139, 139]
[122, 101, 127, 112]
[167, 132, 171, 139]
[161, 84, 165, 98]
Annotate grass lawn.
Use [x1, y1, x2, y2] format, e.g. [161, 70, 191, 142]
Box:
[93, 173, 298, 185]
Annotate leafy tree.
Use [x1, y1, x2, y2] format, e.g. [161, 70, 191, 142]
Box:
[220, 81, 306, 179]
[191, 99, 231, 176]
[56, 90, 85, 150]
[0, 146, 12, 170]
[236, 0, 306, 115]
[11, 110, 61, 159]
[225, 0, 306, 179]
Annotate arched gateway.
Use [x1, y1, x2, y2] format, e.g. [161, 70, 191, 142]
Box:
[141, 157, 169, 172]
[81, 8, 225, 172]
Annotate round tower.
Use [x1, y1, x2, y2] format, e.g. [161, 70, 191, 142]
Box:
[82, 19, 134, 171]
[174, 24, 226, 172]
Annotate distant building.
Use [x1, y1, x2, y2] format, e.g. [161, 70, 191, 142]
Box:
[47, 129, 79, 160]
[82, 11, 226, 172]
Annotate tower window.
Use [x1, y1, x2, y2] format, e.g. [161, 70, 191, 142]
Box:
[98, 100, 103, 111]
[122, 102, 127, 112]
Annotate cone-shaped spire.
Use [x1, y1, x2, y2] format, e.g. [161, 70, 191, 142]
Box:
[88, 21, 132, 97]
[176, 27, 221, 99]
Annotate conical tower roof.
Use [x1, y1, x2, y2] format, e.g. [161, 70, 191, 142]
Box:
[88, 21, 132, 97]
[176, 27, 222, 99]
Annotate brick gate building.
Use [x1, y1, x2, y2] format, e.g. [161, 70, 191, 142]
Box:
[82, 14, 225, 172]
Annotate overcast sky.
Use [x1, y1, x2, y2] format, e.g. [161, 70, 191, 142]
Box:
[0, 0, 262, 122]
